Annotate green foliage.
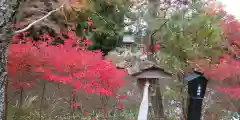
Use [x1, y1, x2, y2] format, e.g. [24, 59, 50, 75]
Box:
[74, 0, 134, 55]
[149, 2, 225, 72]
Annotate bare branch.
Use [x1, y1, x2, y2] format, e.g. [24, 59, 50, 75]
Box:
[14, 4, 64, 34]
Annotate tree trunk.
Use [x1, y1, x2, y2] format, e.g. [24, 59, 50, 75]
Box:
[0, 0, 21, 119]
[0, 27, 9, 120]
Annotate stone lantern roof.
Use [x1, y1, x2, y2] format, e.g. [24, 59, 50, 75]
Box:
[116, 58, 171, 79]
[107, 49, 172, 79]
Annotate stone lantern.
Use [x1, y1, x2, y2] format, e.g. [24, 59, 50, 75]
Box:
[122, 34, 135, 51]
[127, 60, 172, 119]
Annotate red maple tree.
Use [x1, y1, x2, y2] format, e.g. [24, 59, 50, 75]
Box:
[8, 19, 126, 96]
[203, 1, 240, 99]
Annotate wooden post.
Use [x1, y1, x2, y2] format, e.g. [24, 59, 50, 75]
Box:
[150, 79, 165, 119]
[138, 80, 150, 120]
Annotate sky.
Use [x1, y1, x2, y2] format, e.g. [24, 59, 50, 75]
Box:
[218, 0, 240, 20]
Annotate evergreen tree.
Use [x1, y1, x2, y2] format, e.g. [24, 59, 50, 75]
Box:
[85, 0, 135, 56]
[148, 1, 224, 73]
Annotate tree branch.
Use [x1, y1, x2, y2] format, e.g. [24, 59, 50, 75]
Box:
[14, 4, 64, 34]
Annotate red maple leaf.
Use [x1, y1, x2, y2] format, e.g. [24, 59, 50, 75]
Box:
[8, 19, 126, 97]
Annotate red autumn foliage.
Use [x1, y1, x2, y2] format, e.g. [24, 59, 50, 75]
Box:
[83, 112, 89, 116]
[116, 103, 124, 110]
[202, 2, 240, 99]
[103, 108, 108, 114]
[204, 0, 225, 15]
[118, 95, 127, 100]
[154, 43, 161, 51]
[8, 20, 126, 96]
[72, 103, 78, 108]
